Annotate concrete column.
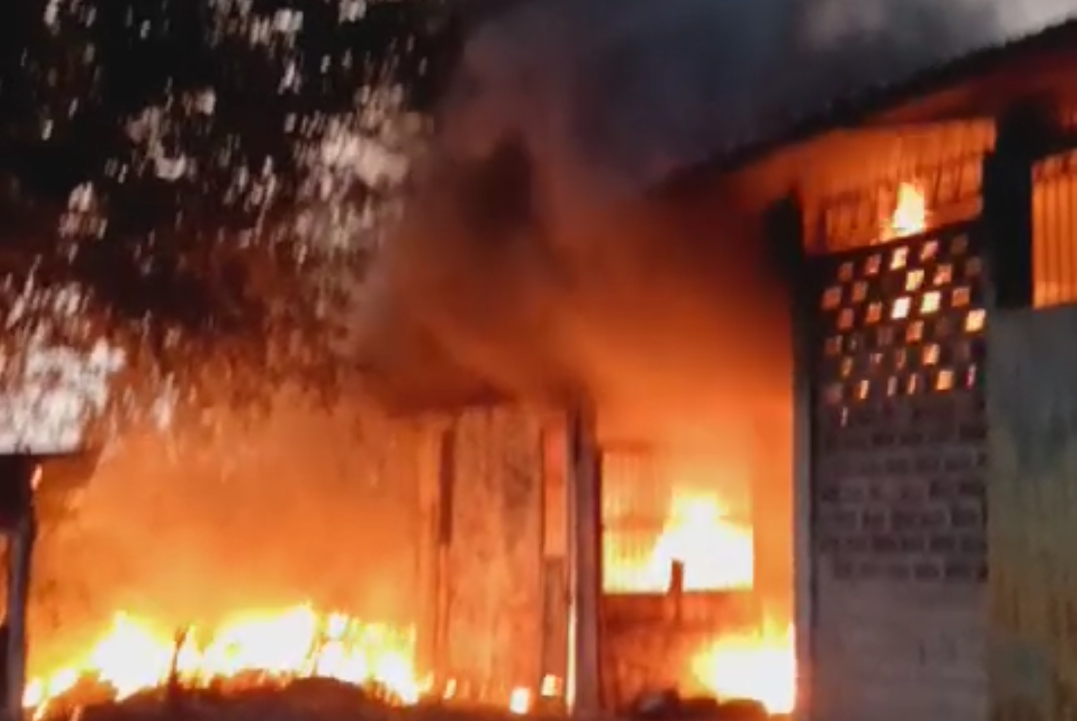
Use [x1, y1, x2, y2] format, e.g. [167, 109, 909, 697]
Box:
[431, 421, 457, 689]
[765, 195, 813, 721]
[539, 417, 570, 707]
[982, 101, 1053, 310]
[566, 403, 603, 716]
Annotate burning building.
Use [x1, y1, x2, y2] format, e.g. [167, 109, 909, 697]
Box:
[7, 8, 1077, 721]
[363, 13, 1077, 721]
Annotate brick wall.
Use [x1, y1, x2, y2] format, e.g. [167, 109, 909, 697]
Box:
[811, 416, 989, 721]
[813, 582, 986, 721]
[808, 229, 989, 721]
[988, 305, 1077, 721]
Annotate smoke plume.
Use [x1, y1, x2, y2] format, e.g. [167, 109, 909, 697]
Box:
[359, 0, 1063, 440]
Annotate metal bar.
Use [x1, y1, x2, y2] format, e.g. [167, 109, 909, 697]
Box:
[667, 560, 684, 626]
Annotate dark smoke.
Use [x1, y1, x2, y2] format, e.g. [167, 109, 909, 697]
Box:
[360, 0, 1051, 432]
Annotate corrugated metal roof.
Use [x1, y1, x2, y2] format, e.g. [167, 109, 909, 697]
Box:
[668, 14, 1077, 183]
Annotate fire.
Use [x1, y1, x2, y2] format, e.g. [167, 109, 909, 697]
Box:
[689, 620, 795, 715]
[604, 493, 753, 593]
[23, 604, 424, 717]
[605, 488, 795, 714]
[883, 181, 928, 240]
[649, 494, 754, 591]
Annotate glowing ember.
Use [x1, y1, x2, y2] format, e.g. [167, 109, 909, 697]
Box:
[539, 674, 561, 698]
[24, 605, 424, 717]
[883, 181, 928, 240]
[689, 620, 795, 715]
[508, 687, 531, 714]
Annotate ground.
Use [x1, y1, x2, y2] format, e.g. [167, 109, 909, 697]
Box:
[52, 681, 788, 721]
[53, 681, 562, 721]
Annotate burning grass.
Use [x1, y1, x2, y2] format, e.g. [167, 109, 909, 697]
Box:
[26, 605, 423, 721]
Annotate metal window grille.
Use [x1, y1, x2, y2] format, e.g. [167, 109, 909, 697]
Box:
[1032, 149, 1077, 308]
[601, 447, 665, 594]
[816, 153, 984, 254]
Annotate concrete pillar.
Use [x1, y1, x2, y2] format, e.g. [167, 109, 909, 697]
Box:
[431, 421, 457, 690]
[539, 418, 570, 708]
[765, 195, 813, 721]
[566, 403, 603, 716]
[982, 102, 1055, 310]
[415, 418, 449, 685]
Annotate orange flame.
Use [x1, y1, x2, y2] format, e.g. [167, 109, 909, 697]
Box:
[883, 181, 928, 240]
[605, 494, 753, 593]
[24, 605, 424, 718]
[605, 489, 795, 715]
[689, 620, 795, 715]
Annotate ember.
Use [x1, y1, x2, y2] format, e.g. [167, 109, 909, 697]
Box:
[507, 687, 531, 715]
[24, 605, 423, 719]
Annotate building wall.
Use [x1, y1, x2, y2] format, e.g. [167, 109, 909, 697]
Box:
[804, 228, 989, 721]
[988, 304, 1077, 721]
[787, 120, 996, 721]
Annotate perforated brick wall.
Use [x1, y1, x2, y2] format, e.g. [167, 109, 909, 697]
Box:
[810, 226, 989, 721]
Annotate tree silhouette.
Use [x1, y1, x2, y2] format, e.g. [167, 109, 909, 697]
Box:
[0, 0, 459, 438]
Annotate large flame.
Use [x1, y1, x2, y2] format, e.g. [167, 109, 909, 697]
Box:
[24, 604, 424, 718]
[648, 495, 754, 591]
[689, 620, 795, 715]
[882, 181, 928, 240]
[605, 489, 795, 715]
[604, 494, 754, 593]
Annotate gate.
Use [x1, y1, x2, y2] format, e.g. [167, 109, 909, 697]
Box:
[810, 224, 989, 721]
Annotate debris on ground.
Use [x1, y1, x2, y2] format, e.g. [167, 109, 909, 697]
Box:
[625, 688, 769, 721]
[39, 679, 536, 721]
